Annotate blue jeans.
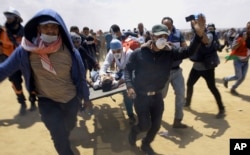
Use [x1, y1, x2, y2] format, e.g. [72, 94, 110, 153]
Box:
[162, 68, 185, 120]
[225, 59, 249, 90]
[38, 96, 80, 155]
[122, 90, 134, 117]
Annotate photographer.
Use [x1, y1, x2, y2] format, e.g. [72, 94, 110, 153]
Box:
[185, 19, 226, 119]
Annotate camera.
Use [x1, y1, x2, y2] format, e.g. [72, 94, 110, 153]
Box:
[185, 15, 195, 22]
[185, 13, 204, 22]
[185, 15, 198, 22]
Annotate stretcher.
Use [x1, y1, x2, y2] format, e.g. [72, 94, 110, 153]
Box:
[89, 84, 127, 101]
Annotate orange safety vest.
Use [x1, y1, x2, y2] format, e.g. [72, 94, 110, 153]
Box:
[0, 27, 22, 56]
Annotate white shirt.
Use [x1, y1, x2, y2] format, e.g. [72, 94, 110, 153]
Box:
[100, 47, 133, 79]
[92, 72, 119, 90]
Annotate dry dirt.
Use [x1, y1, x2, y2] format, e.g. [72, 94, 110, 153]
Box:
[0, 50, 250, 155]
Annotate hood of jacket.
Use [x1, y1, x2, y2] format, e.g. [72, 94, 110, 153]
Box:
[24, 8, 74, 51]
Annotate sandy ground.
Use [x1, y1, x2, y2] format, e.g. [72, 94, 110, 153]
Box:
[0, 50, 250, 155]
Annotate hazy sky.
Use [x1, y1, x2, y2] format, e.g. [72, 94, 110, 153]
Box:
[0, 0, 249, 32]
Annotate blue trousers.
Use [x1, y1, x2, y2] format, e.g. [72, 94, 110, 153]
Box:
[225, 59, 249, 90]
[122, 90, 134, 117]
[38, 96, 80, 155]
[162, 68, 185, 120]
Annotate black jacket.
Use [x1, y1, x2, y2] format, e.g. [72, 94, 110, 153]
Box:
[125, 35, 202, 93]
[78, 46, 97, 70]
[190, 31, 221, 69]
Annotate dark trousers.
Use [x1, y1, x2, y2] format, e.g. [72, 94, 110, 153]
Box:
[186, 68, 224, 111]
[9, 70, 23, 90]
[131, 93, 164, 144]
[8, 70, 28, 104]
[38, 96, 80, 155]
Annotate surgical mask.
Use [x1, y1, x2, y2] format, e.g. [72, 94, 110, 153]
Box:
[155, 38, 167, 49]
[114, 53, 122, 59]
[40, 33, 58, 43]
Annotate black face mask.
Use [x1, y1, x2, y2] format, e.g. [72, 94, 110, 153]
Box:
[5, 18, 19, 31]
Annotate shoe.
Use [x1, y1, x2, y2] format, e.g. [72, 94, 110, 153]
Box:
[141, 141, 155, 155]
[223, 78, 228, 88]
[128, 129, 137, 146]
[173, 119, 188, 128]
[19, 104, 27, 115]
[230, 89, 239, 96]
[216, 109, 226, 119]
[29, 103, 37, 111]
[129, 115, 136, 125]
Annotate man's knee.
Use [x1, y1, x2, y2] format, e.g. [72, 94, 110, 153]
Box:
[139, 122, 151, 132]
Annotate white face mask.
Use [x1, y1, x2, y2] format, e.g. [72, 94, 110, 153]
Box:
[114, 53, 122, 59]
[40, 33, 58, 43]
[155, 38, 167, 49]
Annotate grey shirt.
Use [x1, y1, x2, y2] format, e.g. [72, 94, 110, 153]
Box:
[30, 45, 76, 103]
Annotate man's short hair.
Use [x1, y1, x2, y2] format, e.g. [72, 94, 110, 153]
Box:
[83, 27, 89, 31]
[102, 78, 113, 92]
[110, 24, 120, 33]
[161, 17, 173, 24]
[70, 26, 79, 32]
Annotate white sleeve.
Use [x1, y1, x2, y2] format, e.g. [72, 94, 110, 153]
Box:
[93, 79, 101, 90]
[100, 50, 114, 75]
[112, 80, 119, 89]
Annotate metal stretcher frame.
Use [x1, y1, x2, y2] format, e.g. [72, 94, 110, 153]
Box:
[89, 84, 127, 101]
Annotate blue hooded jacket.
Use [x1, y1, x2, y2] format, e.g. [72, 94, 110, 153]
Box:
[0, 9, 90, 101]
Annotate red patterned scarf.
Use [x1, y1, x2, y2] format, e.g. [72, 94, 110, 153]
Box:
[21, 36, 62, 75]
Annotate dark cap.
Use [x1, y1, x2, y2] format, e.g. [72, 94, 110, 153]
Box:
[152, 24, 169, 36]
[110, 24, 120, 33]
[38, 16, 59, 25]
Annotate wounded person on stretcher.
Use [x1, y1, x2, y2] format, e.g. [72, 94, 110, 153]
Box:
[90, 70, 125, 92]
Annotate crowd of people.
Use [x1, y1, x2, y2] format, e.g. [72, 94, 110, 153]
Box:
[0, 6, 250, 155]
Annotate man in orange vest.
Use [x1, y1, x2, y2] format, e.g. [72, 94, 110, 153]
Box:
[0, 7, 36, 115]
